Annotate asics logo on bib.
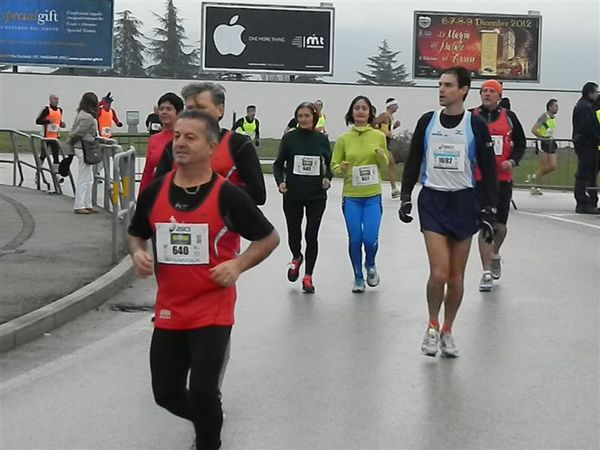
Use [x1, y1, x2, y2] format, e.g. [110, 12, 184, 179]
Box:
[168, 217, 177, 232]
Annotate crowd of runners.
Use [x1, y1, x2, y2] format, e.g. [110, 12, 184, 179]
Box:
[32, 68, 600, 450]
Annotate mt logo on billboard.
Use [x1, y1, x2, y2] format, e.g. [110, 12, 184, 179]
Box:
[213, 15, 246, 56]
[291, 34, 325, 49]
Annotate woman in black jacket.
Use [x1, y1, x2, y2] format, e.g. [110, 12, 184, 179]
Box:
[273, 102, 332, 293]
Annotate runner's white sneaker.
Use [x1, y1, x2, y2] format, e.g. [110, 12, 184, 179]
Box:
[439, 332, 459, 358]
[479, 271, 493, 292]
[352, 278, 366, 293]
[530, 186, 543, 196]
[366, 266, 380, 287]
[421, 327, 439, 357]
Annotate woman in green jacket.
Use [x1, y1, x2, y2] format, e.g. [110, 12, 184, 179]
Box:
[331, 96, 389, 293]
[273, 102, 333, 293]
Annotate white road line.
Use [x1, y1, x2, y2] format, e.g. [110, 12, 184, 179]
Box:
[0, 314, 153, 394]
[517, 210, 600, 231]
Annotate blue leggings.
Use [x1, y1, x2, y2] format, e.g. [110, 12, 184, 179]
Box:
[342, 195, 382, 279]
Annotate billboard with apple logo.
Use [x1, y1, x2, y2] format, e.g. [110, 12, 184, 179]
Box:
[202, 3, 334, 74]
[413, 11, 541, 82]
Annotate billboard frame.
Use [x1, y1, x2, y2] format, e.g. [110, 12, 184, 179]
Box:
[201, 2, 335, 75]
[0, 0, 115, 69]
[412, 10, 542, 83]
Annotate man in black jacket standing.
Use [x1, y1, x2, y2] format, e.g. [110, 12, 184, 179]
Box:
[572, 82, 600, 214]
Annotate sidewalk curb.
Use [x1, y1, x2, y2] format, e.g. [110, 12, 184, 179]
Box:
[0, 257, 133, 353]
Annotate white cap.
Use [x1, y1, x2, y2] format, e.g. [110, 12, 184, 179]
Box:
[386, 99, 399, 108]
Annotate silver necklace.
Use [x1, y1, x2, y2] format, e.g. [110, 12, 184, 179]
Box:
[182, 185, 200, 195]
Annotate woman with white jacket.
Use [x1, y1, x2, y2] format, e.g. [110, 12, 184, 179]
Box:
[66, 92, 99, 214]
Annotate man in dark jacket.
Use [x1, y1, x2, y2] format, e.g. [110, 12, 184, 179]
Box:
[572, 82, 600, 214]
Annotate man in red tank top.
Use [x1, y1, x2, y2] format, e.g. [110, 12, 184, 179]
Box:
[472, 80, 526, 292]
[128, 110, 279, 450]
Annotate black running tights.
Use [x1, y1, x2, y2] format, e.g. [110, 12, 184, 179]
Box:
[150, 325, 232, 450]
[282, 197, 327, 275]
[39, 140, 60, 164]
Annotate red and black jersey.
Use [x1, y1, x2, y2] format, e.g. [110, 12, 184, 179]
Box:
[129, 171, 274, 330]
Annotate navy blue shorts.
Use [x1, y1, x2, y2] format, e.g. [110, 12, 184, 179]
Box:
[418, 187, 480, 241]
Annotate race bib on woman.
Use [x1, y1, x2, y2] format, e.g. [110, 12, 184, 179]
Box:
[293, 155, 320, 176]
[352, 164, 378, 186]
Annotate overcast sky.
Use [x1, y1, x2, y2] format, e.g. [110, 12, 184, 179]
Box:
[21, 0, 600, 91]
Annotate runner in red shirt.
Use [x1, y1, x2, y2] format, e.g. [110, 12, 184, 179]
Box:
[138, 92, 184, 194]
[128, 110, 279, 450]
[472, 80, 526, 292]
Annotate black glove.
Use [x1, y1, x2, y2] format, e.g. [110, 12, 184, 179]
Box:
[480, 207, 498, 244]
[398, 200, 413, 223]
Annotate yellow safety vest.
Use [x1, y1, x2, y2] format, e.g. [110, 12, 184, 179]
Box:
[316, 113, 326, 130]
[537, 112, 556, 138]
[236, 117, 257, 140]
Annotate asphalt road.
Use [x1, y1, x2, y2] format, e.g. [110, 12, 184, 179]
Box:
[1, 179, 598, 450]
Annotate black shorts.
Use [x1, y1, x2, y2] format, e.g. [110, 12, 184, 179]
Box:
[418, 187, 480, 241]
[536, 139, 558, 154]
[477, 181, 512, 225]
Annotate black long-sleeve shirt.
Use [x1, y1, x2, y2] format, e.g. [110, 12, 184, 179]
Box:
[155, 129, 266, 205]
[572, 97, 600, 146]
[472, 105, 526, 165]
[401, 110, 498, 209]
[129, 172, 273, 241]
[273, 128, 332, 201]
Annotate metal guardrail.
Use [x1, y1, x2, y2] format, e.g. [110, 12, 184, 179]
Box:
[111, 147, 136, 263]
[88, 138, 136, 262]
[0, 129, 76, 194]
[0, 129, 29, 187]
[112, 133, 148, 182]
[0, 130, 136, 263]
[30, 135, 76, 194]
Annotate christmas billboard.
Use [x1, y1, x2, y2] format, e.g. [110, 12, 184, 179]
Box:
[413, 11, 541, 82]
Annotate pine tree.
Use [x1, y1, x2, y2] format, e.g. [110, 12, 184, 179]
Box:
[146, 0, 198, 79]
[113, 10, 146, 77]
[357, 40, 415, 86]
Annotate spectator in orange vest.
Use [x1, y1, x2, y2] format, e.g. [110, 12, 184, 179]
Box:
[97, 92, 123, 138]
[35, 94, 66, 170]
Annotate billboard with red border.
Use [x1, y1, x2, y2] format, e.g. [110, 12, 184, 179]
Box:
[413, 11, 541, 82]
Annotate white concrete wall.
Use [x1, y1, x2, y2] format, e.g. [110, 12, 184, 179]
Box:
[0, 73, 579, 140]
